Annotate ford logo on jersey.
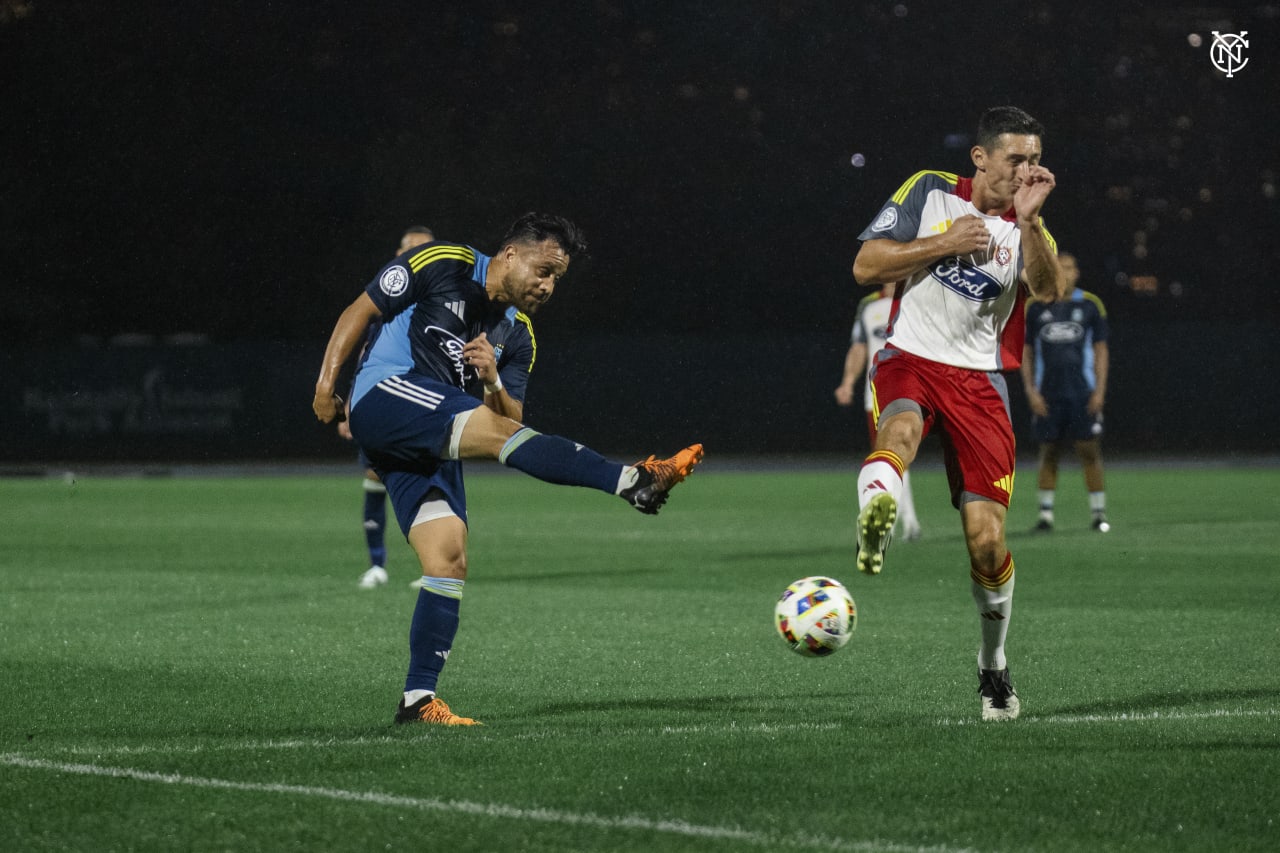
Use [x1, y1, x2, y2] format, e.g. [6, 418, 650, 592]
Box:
[930, 257, 1003, 302]
[1041, 321, 1085, 344]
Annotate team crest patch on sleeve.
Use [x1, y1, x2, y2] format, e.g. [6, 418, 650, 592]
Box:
[379, 265, 410, 297]
[871, 207, 899, 232]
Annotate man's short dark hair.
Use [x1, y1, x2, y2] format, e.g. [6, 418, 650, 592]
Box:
[500, 212, 588, 258]
[403, 225, 435, 239]
[976, 106, 1044, 150]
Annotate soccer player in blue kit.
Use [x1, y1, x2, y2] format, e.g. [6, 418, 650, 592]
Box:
[1020, 252, 1111, 532]
[313, 213, 704, 725]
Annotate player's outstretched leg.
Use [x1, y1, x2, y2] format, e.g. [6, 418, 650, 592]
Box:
[618, 444, 705, 514]
[498, 427, 704, 515]
[978, 667, 1020, 722]
[856, 450, 904, 575]
[395, 694, 480, 726]
[857, 493, 897, 575]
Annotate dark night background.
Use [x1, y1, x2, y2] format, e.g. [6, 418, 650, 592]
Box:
[2, 1, 1278, 463]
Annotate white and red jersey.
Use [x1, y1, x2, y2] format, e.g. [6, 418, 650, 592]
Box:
[850, 291, 894, 412]
[857, 170, 1056, 371]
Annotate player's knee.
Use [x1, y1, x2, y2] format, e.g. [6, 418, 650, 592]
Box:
[1075, 440, 1102, 465]
[455, 406, 522, 460]
[420, 543, 467, 580]
[441, 548, 468, 579]
[877, 412, 923, 462]
[967, 539, 1005, 578]
[963, 516, 1005, 574]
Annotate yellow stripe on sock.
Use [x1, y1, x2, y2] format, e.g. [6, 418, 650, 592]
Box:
[865, 449, 905, 477]
[971, 555, 1015, 590]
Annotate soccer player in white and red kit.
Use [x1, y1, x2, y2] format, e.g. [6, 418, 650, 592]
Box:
[851, 106, 1063, 721]
[834, 283, 923, 540]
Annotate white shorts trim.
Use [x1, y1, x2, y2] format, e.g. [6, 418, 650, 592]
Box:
[445, 408, 474, 461]
[411, 500, 459, 528]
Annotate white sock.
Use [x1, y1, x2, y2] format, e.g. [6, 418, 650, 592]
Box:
[403, 689, 434, 706]
[971, 557, 1015, 671]
[615, 466, 639, 494]
[1089, 491, 1106, 513]
[857, 451, 904, 510]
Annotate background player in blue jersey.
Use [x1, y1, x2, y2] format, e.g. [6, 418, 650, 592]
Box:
[313, 212, 704, 726]
[340, 226, 436, 589]
[1020, 252, 1111, 532]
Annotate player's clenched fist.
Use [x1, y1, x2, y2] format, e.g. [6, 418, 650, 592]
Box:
[944, 214, 993, 255]
[1014, 165, 1056, 223]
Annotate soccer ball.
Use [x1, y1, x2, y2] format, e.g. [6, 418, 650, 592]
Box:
[774, 576, 857, 657]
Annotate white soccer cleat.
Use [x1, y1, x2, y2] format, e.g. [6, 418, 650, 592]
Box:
[358, 566, 388, 589]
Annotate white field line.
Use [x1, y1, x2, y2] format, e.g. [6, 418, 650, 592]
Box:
[934, 706, 1280, 727]
[0, 753, 974, 853]
[19, 708, 1275, 759]
[39, 722, 842, 758]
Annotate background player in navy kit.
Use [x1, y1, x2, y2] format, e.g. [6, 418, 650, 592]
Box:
[313, 212, 703, 726]
[1020, 252, 1111, 532]
[342, 226, 436, 589]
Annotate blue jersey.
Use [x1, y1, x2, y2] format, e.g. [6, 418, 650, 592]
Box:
[470, 303, 537, 404]
[1025, 289, 1109, 399]
[352, 242, 492, 405]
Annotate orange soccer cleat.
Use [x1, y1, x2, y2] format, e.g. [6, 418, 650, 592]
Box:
[619, 444, 705, 515]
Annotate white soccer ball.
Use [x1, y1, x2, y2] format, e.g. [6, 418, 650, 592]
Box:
[774, 576, 857, 657]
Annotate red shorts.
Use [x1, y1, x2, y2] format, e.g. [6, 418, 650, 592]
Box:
[869, 347, 1016, 507]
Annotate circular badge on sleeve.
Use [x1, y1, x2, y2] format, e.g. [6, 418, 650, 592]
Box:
[871, 208, 898, 232]
[379, 265, 410, 297]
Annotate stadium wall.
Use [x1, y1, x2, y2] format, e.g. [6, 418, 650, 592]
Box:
[3, 325, 1275, 466]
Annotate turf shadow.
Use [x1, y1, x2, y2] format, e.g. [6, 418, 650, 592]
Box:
[1051, 686, 1280, 716]
[527, 693, 782, 716]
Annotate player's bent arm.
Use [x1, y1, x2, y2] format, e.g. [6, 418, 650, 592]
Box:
[846, 341, 868, 383]
[854, 217, 993, 284]
[484, 389, 523, 423]
[838, 341, 867, 391]
[854, 238, 928, 285]
[313, 292, 382, 422]
[1018, 220, 1062, 300]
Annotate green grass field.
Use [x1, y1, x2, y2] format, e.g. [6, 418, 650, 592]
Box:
[2, 462, 1278, 852]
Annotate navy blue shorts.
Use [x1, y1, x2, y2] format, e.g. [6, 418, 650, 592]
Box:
[349, 373, 483, 536]
[1033, 396, 1103, 444]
